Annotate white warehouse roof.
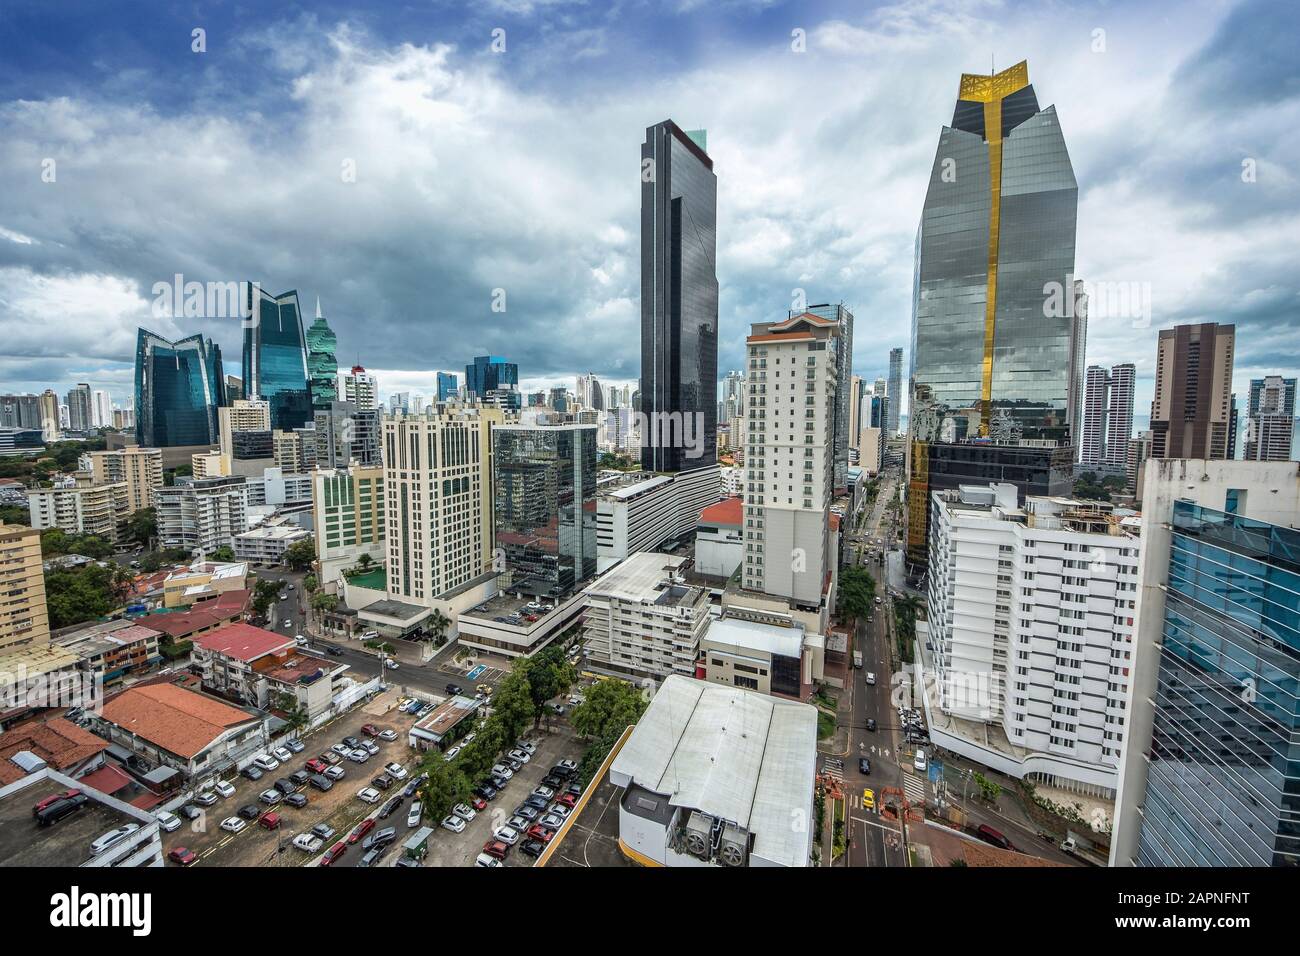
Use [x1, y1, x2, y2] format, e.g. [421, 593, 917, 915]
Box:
[610, 674, 817, 867]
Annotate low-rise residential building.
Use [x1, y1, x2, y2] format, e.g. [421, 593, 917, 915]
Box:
[582, 552, 710, 680]
[52, 620, 162, 687]
[408, 694, 484, 752]
[0, 716, 110, 786]
[694, 496, 742, 578]
[921, 482, 1141, 796]
[93, 681, 270, 780]
[233, 516, 311, 564]
[609, 674, 817, 868]
[698, 611, 822, 700]
[162, 560, 249, 608]
[27, 482, 128, 542]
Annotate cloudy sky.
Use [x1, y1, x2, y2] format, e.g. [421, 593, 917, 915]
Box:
[1, 0, 1297, 422]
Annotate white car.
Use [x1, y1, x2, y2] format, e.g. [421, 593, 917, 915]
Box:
[474, 853, 503, 867]
[282, 620, 292, 628]
[914, 749, 928, 772]
[259, 789, 283, 805]
[493, 824, 521, 845]
[194, 791, 218, 807]
[556, 759, 578, 772]
[324, 765, 346, 780]
[408, 802, 423, 827]
[509, 748, 531, 765]
[89, 823, 141, 855]
[347, 749, 370, 763]
[361, 740, 379, 754]
[331, 743, 352, 757]
[491, 763, 514, 780]
[441, 814, 466, 833]
[865, 671, 877, 686]
[548, 803, 572, 819]
[515, 741, 537, 756]
[533, 785, 555, 800]
[214, 780, 235, 798]
[378, 729, 397, 741]
[273, 746, 293, 762]
[385, 762, 407, 780]
[461, 732, 477, 745]
[443, 746, 461, 763]
[384, 659, 399, 670]
[507, 814, 530, 832]
[155, 810, 182, 832]
[220, 817, 246, 833]
[357, 787, 381, 804]
[253, 754, 280, 771]
[292, 833, 323, 853]
[452, 802, 476, 822]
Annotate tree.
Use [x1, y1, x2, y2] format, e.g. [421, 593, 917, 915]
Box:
[415, 758, 472, 821]
[303, 574, 318, 594]
[125, 507, 157, 548]
[518, 646, 576, 726]
[44, 563, 123, 629]
[210, 545, 236, 562]
[310, 592, 339, 614]
[283, 539, 315, 570]
[427, 608, 451, 647]
[0, 504, 29, 525]
[489, 671, 536, 744]
[570, 678, 646, 742]
[274, 691, 309, 738]
[252, 578, 282, 617]
[837, 565, 876, 622]
[356, 553, 374, 569]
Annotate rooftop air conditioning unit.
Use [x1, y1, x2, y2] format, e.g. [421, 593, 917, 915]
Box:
[718, 824, 749, 867]
[682, 811, 712, 860]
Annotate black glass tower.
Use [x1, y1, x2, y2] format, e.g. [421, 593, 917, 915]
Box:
[242, 286, 312, 431]
[134, 328, 226, 447]
[640, 120, 718, 472]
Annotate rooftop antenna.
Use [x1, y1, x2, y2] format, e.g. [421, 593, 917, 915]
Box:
[315, 296, 322, 320]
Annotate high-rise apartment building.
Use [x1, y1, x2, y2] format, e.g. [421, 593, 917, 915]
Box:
[28, 482, 127, 542]
[305, 301, 338, 408]
[382, 406, 504, 606]
[91, 389, 112, 429]
[339, 365, 378, 411]
[1112, 459, 1300, 866]
[242, 286, 312, 431]
[0, 523, 50, 652]
[313, 465, 385, 582]
[640, 120, 718, 473]
[1079, 363, 1135, 471]
[1105, 363, 1136, 469]
[887, 347, 903, 435]
[493, 423, 598, 598]
[84, 446, 163, 515]
[907, 61, 1080, 574]
[1244, 375, 1296, 462]
[1149, 322, 1235, 460]
[152, 475, 249, 555]
[135, 330, 226, 448]
[1079, 365, 1109, 469]
[742, 312, 840, 606]
[924, 483, 1139, 794]
[0, 394, 41, 430]
[804, 303, 854, 492]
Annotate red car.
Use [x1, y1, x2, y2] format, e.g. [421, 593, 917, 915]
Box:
[349, 818, 375, 844]
[32, 788, 81, 816]
[168, 846, 197, 866]
[259, 811, 281, 830]
[556, 793, 578, 809]
[305, 757, 328, 774]
[320, 842, 347, 866]
[481, 839, 510, 860]
[527, 823, 555, 843]
[470, 796, 487, 811]
[361, 723, 381, 737]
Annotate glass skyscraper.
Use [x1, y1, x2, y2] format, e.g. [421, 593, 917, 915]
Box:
[134, 328, 226, 447]
[493, 424, 598, 599]
[1135, 500, 1300, 866]
[465, 356, 520, 411]
[640, 119, 718, 472]
[305, 301, 338, 409]
[436, 371, 459, 403]
[242, 286, 312, 431]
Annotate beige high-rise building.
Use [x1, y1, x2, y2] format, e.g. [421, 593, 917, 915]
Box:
[273, 430, 305, 473]
[191, 450, 229, 478]
[383, 405, 503, 606]
[0, 524, 49, 652]
[742, 311, 840, 605]
[85, 446, 162, 514]
[28, 482, 127, 542]
[1150, 322, 1235, 460]
[313, 464, 386, 582]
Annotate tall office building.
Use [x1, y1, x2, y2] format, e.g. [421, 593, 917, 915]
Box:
[640, 119, 718, 473]
[465, 356, 521, 412]
[339, 365, 378, 411]
[1227, 392, 1239, 459]
[1149, 322, 1235, 460]
[1104, 363, 1136, 469]
[906, 61, 1080, 573]
[1079, 365, 1109, 469]
[242, 286, 312, 431]
[886, 347, 903, 435]
[134, 330, 226, 447]
[382, 406, 504, 606]
[805, 303, 854, 491]
[436, 372, 459, 403]
[847, 375, 864, 447]
[493, 423, 599, 599]
[742, 312, 840, 606]
[314, 401, 381, 469]
[1244, 375, 1296, 462]
[1112, 459, 1300, 866]
[313, 465, 385, 582]
[305, 300, 338, 408]
[65, 383, 93, 433]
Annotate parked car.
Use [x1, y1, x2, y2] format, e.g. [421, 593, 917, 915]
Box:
[214, 779, 236, 798]
[349, 818, 376, 844]
[533, 785, 555, 801]
[324, 765, 346, 781]
[445, 682, 463, 696]
[547, 803, 572, 819]
[259, 811, 281, 830]
[505, 756, 523, 772]
[538, 813, 564, 830]
[379, 796, 402, 819]
[347, 749, 370, 763]
[408, 802, 423, 827]
[306, 757, 328, 774]
[310, 774, 334, 792]
[285, 739, 305, 754]
[452, 802, 475, 822]
[515, 740, 536, 756]
[493, 824, 521, 845]
[311, 822, 336, 841]
[442, 814, 466, 833]
[177, 803, 202, 821]
[378, 729, 397, 741]
[259, 789, 283, 805]
[284, 792, 309, 808]
[556, 792, 578, 809]
[521, 838, 545, 858]
[168, 846, 197, 865]
[384, 762, 407, 780]
[194, 791, 218, 807]
[508, 748, 531, 764]
[342, 736, 361, 749]
[523, 794, 548, 810]
[275, 777, 299, 795]
[219, 817, 246, 834]
[321, 751, 342, 766]
[527, 823, 556, 843]
[480, 839, 510, 861]
[361, 740, 379, 755]
[556, 758, 578, 773]
[361, 826, 397, 850]
[252, 754, 280, 771]
[507, 814, 531, 832]
[475, 852, 504, 867]
[156, 810, 182, 832]
[541, 774, 564, 790]
[469, 795, 487, 812]
[331, 744, 352, 757]
[320, 841, 347, 866]
[356, 787, 381, 804]
[491, 763, 513, 779]
[32, 788, 81, 816]
[272, 746, 293, 763]
[240, 765, 264, 781]
[237, 804, 261, 820]
[443, 746, 461, 762]
[289, 769, 311, 786]
[361, 723, 381, 737]
[36, 795, 89, 827]
[372, 774, 394, 791]
[292, 833, 323, 853]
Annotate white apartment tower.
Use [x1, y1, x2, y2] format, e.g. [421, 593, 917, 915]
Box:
[742, 312, 839, 607]
[1079, 366, 1109, 469]
[382, 405, 504, 607]
[926, 483, 1140, 793]
[339, 366, 379, 411]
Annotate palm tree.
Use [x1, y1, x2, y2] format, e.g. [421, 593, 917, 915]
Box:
[428, 609, 451, 647]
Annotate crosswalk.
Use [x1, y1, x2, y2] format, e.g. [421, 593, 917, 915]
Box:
[822, 758, 844, 785]
[903, 773, 926, 805]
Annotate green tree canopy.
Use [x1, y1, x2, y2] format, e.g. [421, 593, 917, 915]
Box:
[283, 539, 315, 570]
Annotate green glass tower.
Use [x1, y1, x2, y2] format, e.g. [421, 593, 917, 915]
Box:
[306, 297, 338, 409]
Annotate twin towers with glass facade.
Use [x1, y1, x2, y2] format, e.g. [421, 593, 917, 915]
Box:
[135, 285, 338, 448]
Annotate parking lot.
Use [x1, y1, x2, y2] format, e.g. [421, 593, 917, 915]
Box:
[160, 691, 423, 867]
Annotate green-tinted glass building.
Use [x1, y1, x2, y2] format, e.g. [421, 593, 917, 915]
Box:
[243, 286, 312, 431]
[306, 300, 338, 409]
[134, 328, 226, 447]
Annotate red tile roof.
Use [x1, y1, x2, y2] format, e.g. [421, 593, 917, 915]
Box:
[147, 589, 250, 639]
[99, 684, 259, 760]
[191, 621, 293, 662]
[0, 717, 110, 785]
[699, 496, 743, 527]
[79, 763, 132, 796]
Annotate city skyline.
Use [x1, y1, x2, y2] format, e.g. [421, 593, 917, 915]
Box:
[1, 1, 1295, 419]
